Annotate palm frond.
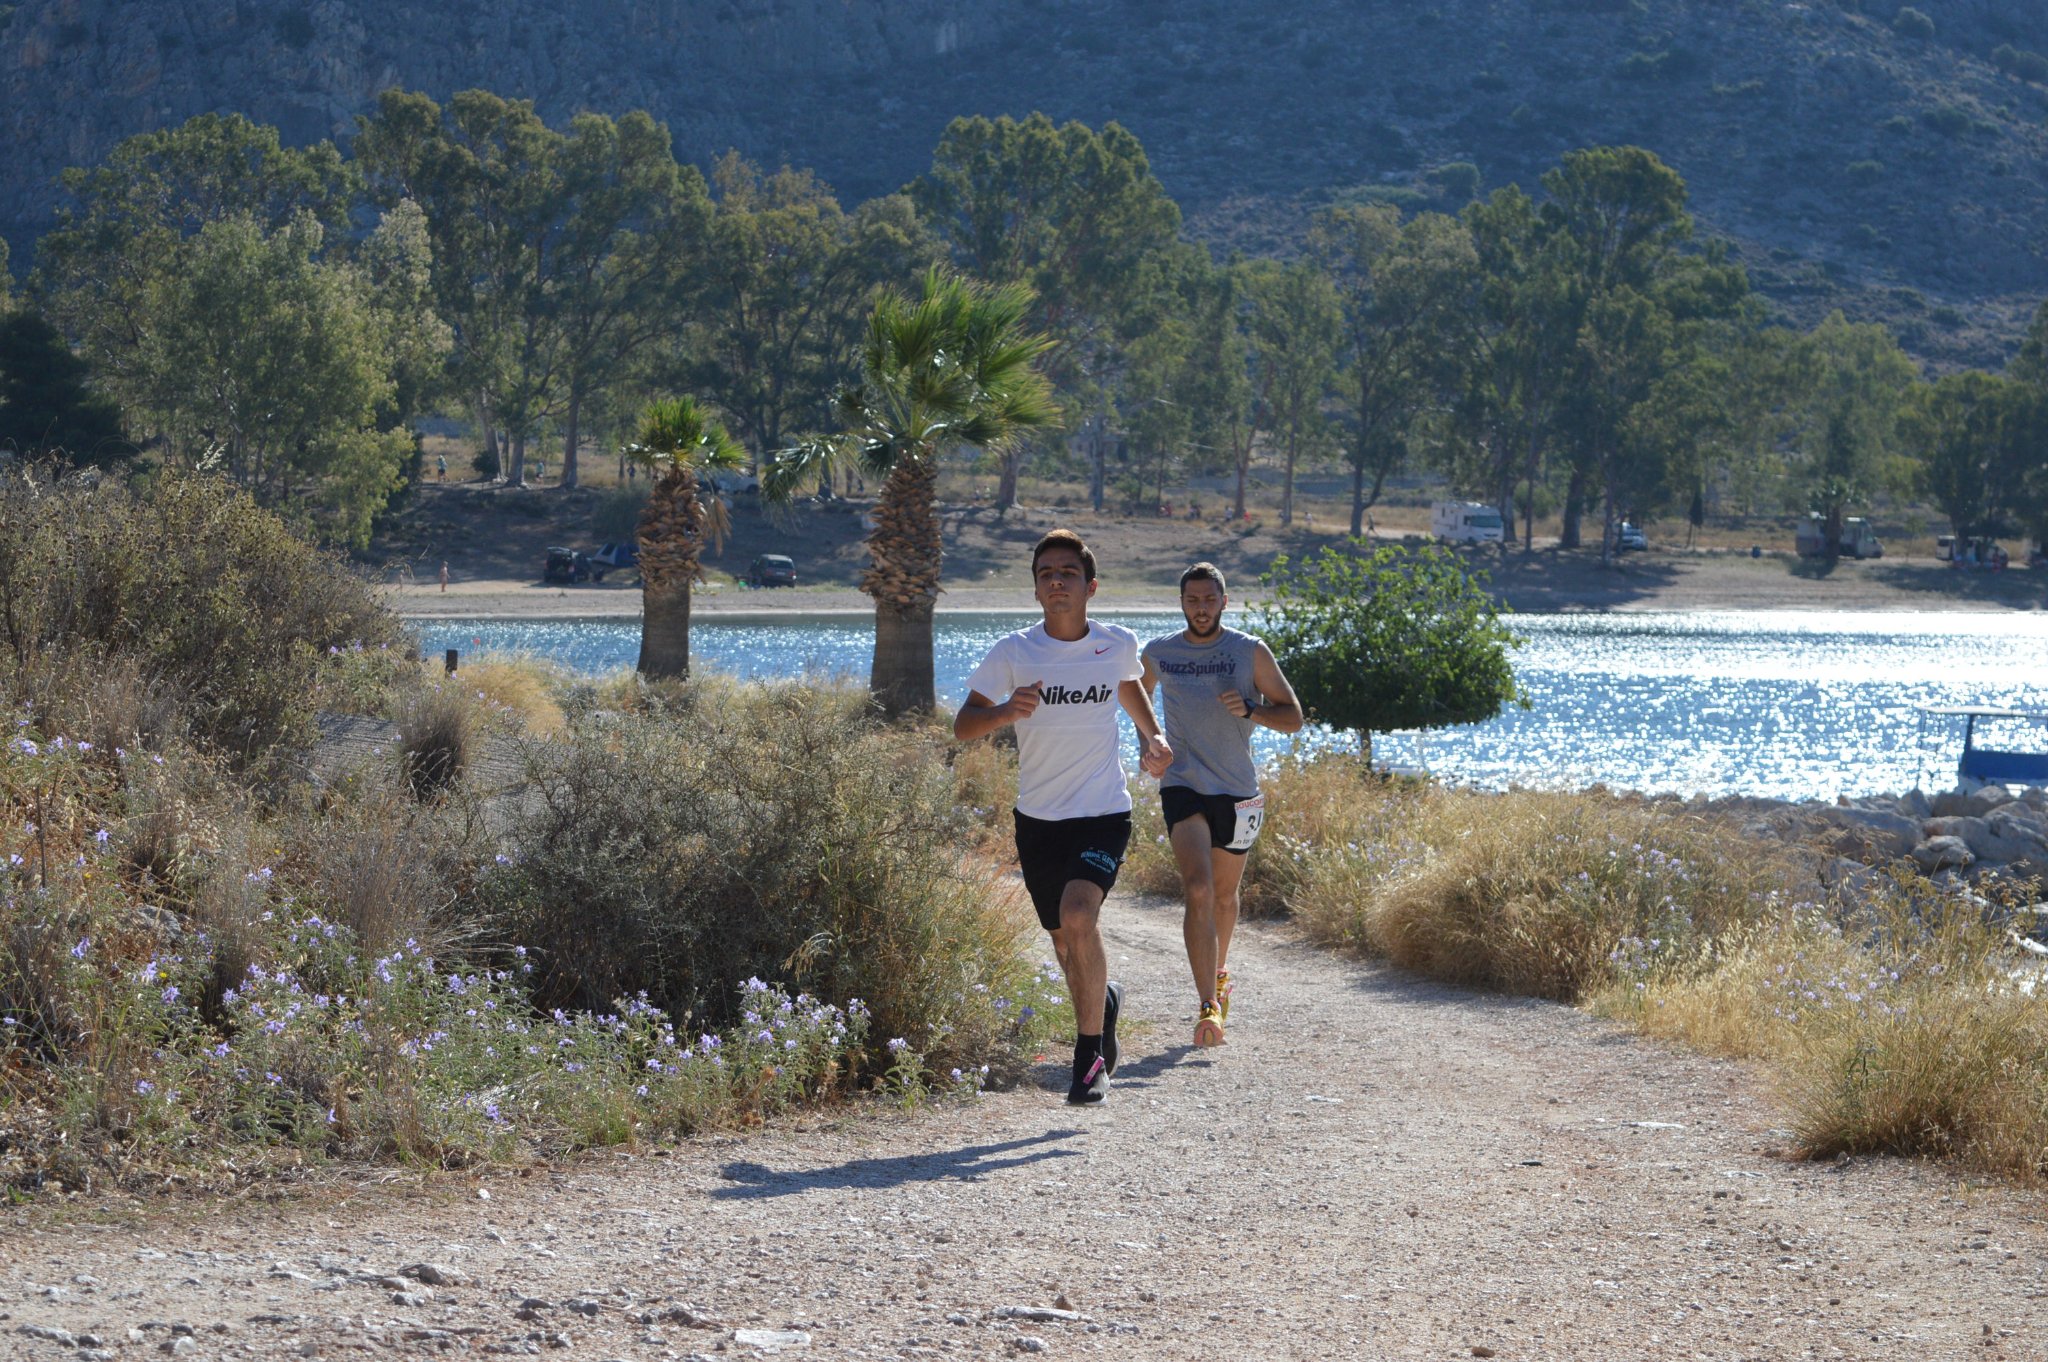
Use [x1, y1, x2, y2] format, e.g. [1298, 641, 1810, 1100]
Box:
[631, 394, 747, 474]
[762, 436, 850, 503]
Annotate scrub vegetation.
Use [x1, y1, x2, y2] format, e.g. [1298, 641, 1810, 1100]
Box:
[1136, 754, 2048, 1186]
[0, 469, 1070, 1195]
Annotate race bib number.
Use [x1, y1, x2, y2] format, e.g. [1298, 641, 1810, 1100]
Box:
[1227, 794, 1265, 852]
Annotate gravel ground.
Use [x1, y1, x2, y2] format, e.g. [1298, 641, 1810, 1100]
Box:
[5, 891, 2045, 1361]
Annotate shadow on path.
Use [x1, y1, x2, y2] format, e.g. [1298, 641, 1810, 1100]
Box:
[1021, 1042, 1208, 1097]
[710, 1130, 1084, 1199]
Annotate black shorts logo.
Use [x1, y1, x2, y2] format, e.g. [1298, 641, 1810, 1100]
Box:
[1079, 848, 1119, 874]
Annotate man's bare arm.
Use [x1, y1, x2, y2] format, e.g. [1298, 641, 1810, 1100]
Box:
[1118, 678, 1173, 777]
[954, 684, 1041, 742]
[1240, 642, 1304, 733]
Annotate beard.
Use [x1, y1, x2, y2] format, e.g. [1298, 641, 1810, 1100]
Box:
[1182, 612, 1222, 640]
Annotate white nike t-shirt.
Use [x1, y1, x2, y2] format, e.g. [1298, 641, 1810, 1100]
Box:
[965, 620, 1143, 821]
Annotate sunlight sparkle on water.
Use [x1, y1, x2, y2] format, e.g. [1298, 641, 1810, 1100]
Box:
[413, 610, 2048, 802]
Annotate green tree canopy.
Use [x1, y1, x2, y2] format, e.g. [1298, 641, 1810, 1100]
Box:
[133, 213, 415, 546]
[680, 155, 935, 466]
[1902, 370, 2016, 538]
[0, 309, 126, 465]
[1258, 542, 1526, 758]
[914, 113, 1181, 507]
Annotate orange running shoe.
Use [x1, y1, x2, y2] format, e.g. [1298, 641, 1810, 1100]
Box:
[1193, 1000, 1226, 1048]
[1215, 969, 1234, 1024]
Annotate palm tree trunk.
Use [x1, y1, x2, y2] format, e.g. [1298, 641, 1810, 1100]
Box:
[637, 580, 692, 680]
[863, 456, 943, 716]
[872, 596, 936, 716]
[636, 467, 703, 680]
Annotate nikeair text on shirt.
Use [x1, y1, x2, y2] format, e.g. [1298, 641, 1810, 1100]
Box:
[1036, 682, 1117, 705]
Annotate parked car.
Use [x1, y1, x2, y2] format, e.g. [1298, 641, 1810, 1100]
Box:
[747, 554, 798, 587]
[592, 542, 638, 576]
[542, 547, 594, 583]
[1615, 521, 1648, 552]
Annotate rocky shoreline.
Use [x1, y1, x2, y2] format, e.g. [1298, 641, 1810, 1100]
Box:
[1690, 780, 2048, 910]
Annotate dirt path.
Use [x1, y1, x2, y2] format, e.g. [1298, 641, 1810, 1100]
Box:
[6, 893, 2044, 1360]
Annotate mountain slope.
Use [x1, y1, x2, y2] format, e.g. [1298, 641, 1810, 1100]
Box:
[3, 0, 2044, 363]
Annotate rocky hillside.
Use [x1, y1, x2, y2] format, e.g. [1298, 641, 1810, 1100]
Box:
[4, 0, 2047, 364]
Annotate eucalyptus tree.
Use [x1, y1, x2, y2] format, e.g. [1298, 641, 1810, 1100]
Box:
[36, 112, 357, 426]
[130, 212, 419, 546]
[1902, 370, 2014, 539]
[548, 112, 714, 487]
[680, 155, 935, 470]
[1784, 312, 1917, 550]
[914, 113, 1180, 508]
[628, 396, 745, 680]
[1241, 258, 1341, 527]
[765, 271, 1056, 716]
[1310, 203, 1477, 536]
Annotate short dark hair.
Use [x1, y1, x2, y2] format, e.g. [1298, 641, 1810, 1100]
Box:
[1032, 528, 1097, 582]
[1179, 562, 1226, 594]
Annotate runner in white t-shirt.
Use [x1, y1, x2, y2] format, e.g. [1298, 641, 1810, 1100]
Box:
[954, 529, 1171, 1105]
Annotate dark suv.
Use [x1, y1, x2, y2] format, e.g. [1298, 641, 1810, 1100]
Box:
[543, 547, 595, 583]
[747, 554, 797, 587]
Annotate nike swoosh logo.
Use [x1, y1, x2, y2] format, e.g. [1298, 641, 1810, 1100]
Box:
[1094, 646, 1111, 654]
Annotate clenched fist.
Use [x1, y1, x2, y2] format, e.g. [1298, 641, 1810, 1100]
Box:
[1005, 681, 1044, 722]
[1220, 689, 1253, 719]
[1140, 732, 1173, 779]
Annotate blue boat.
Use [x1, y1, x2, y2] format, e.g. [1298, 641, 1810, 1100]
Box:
[1921, 708, 2048, 789]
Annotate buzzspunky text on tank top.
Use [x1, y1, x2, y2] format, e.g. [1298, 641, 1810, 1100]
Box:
[1153, 656, 1238, 678]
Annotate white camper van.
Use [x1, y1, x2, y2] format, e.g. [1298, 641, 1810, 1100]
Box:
[1431, 501, 1505, 545]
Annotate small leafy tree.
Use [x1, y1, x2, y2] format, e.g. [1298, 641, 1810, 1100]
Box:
[1258, 542, 1526, 760]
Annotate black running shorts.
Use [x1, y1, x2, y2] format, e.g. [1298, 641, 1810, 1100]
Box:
[1160, 785, 1258, 857]
[1012, 809, 1133, 932]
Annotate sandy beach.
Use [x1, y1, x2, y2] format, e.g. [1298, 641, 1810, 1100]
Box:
[381, 548, 2045, 620]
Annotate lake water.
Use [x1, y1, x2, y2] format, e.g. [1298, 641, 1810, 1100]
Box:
[412, 610, 2048, 801]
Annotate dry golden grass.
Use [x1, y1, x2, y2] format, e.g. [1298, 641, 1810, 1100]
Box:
[443, 652, 569, 736]
[1238, 756, 2048, 1185]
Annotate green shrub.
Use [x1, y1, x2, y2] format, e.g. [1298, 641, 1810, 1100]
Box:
[0, 467, 408, 766]
[481, 677, 1059, 1072]
[1845, 158, 1884, 186]
[1993, 44, 2048, 83]
[1922, 104, 1972, 137]
[1891, 6, 1933, 40]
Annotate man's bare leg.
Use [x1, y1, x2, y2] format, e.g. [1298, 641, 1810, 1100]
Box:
[1211, 844, 1248, 973]
[1051, 881, 1109, 1035]
[1170, 815, 1220, 1000]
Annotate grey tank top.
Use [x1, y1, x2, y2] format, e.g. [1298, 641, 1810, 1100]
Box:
[1143, 627, 1262, 797]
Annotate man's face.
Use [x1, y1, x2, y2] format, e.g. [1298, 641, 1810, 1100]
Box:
[1180, 579, 1226, 638]
[1034, 547, 1093, 613]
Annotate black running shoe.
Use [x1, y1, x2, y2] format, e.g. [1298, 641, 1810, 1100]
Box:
[1066, 1052, 1109, 1105]
[1101, 980, 1123, 1078]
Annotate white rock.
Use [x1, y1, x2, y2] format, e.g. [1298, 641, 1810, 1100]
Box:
[1912, 836, 1974, 872]
[732, 1327, 811, 1350]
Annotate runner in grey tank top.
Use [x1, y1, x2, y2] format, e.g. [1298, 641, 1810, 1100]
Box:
[1137, 563, 1304, 1050]
[1145, 627, 1262, 798]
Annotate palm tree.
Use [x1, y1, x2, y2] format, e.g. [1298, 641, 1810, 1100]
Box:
[766, 270, 1057, 716]
[628, 396, 744, 680]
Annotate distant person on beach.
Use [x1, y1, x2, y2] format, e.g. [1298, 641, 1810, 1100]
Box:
[1139, 562, 1302, 1047]
[954, 529, 1172, 1105]
[436, 454, 447, 481]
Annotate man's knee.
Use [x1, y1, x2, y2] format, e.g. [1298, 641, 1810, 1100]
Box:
[1058, 891, 1102, 933]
